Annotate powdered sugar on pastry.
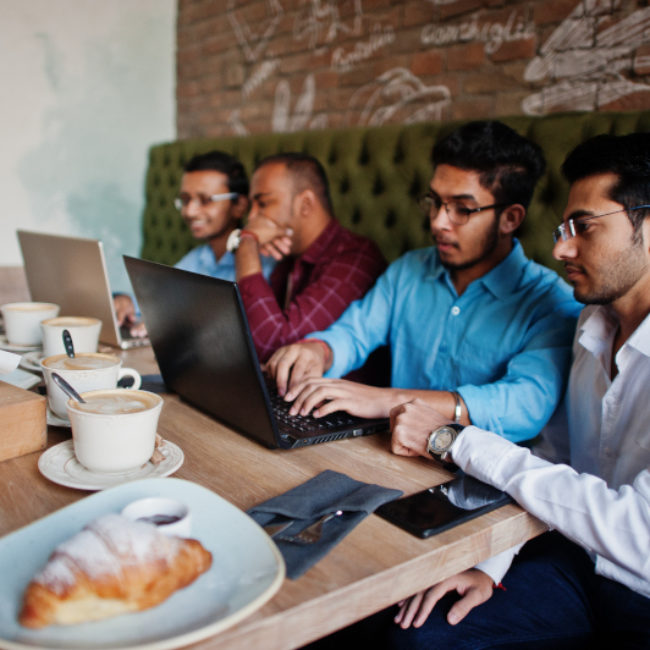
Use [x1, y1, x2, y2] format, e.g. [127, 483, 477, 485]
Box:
[19, 513, 212, 628]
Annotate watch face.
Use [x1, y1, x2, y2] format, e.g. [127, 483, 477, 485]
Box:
[432, 428, 454, 452]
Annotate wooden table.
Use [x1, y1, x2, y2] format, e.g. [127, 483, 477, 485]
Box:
[0, 346, 546, 649]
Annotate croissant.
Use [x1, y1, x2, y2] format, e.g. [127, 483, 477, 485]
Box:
[19, 513, 212, 628]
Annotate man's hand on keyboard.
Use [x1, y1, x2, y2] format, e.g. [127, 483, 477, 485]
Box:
[284, 378, 394, 420]
[264, 340, 331, 397]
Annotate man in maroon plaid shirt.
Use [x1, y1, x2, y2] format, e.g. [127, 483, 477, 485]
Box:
[226, 153, 386, 362]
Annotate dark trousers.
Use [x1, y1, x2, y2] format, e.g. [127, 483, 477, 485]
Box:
[388, 532, 650, 649]
[307, 532, 650, 650]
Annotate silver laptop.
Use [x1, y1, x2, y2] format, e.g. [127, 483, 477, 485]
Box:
[17, 230, 149, 350]
[124, 255, 389, 449]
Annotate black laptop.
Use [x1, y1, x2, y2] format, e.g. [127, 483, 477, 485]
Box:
[124, 256, 389, 449]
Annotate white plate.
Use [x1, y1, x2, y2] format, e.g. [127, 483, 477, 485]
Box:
[0, 477, 285, 650]
[38, 440, 185, 491]
[46, 409, 71, 428]
[19, 351, 44, 373]
[0, 335, 41, 353]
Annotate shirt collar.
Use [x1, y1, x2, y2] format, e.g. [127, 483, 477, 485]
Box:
[578, 306, 650, 359]
[431, 239, 526, 298]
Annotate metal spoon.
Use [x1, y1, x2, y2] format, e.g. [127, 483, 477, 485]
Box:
[62, 329, 75, 358]
[51, 372, 86, 403]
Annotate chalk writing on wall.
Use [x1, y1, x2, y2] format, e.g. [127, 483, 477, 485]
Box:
[347, 68, 451, 126]
[421, 9, 534, 55]
[228, 0, 283, 63]
[522, 0, 650, 114]
[293, 0, 363, 51]
[331, 23, 395, 72]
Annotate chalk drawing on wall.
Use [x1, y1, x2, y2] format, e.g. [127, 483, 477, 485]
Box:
[346, 68, 451, 126]
[293, 0, 363, 51]
[273, 74, 328, 132]
[522, 0, 650, 114]
[228, 0, 283, 63]
[243, 60, 280, 99]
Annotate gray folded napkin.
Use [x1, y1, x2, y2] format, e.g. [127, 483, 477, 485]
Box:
[247, 469, 403, 579]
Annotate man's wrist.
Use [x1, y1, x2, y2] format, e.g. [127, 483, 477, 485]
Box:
[300, 338, 332, 369]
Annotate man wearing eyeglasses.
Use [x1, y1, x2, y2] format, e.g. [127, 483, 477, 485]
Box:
[266, 121, 580, 443]
[386, 132, 650, 648]
[114, 150, 276, 331]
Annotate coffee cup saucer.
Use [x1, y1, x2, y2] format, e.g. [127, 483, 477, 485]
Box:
[47, 408, 71, 428]
[38, 438, 184, 491]
[20, 350, 45, 373]
[0, 335, 41, 353]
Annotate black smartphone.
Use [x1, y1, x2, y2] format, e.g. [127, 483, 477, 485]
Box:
[375, 473, 512, 538]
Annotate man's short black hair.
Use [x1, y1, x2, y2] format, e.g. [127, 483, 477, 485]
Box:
[184, 150, 249, 197]
[254, 152, 334, 215]
[432, 121, 546, 209]
[562, 133, 650, 233]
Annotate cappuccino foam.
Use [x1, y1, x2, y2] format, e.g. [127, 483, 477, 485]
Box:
[75, 393, 157, 414]
[43, 355, 117, 371]
[3, 302, 56, 312]
[42, 316, 99, 327]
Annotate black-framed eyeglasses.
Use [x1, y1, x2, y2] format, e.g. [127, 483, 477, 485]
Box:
[552, 204, 650, 244]
[174, 192, 238, 211]
[418, 193, 509, 226]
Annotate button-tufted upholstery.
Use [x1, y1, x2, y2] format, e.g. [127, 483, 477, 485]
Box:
[141, 111, 650, 274]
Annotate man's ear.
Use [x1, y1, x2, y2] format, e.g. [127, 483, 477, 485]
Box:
[295, 189, 315, 218]
[499, 204, 526, 234]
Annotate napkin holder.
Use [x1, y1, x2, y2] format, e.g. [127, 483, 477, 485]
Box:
[0, 380, 47, 462]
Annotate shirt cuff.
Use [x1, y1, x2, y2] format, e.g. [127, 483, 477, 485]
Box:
[450, 426, 527, 489]
[474, 543, 523, 585]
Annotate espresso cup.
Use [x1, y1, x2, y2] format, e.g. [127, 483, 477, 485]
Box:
[41, 353, 142, 419]
[41, 316, 102, 358]
[66, 388, 163, 473]
[1, 302, 60, 346]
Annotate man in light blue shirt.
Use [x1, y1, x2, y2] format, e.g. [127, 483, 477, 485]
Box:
[114, 150, 275, 329]
[173, 150, 276, 280]
[266, 121, 581, 442]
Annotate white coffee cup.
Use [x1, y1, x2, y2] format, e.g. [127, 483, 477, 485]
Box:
[41, 353, 142, 419]
[1, 302, 60, 346]
[66, 388, 163, 473]
[41, 316, 102, 358]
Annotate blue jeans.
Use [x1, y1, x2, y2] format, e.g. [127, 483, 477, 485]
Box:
[388, 532, 650, 650]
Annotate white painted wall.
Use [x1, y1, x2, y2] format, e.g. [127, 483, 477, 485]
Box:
[0, 1, 176, 293]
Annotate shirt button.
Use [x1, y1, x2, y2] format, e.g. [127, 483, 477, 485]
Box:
[451, 306, 460, 316]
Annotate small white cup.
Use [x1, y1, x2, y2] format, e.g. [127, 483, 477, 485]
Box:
[1, 302, 60, 346]
[41, 316, 102, 358]
[121, 497, 191, 537]
[67, 388, 163, 473]
[41, 353, 142, 419]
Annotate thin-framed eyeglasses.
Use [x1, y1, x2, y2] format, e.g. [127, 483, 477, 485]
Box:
[174, 192, 238, 211]
[418, 193, 509, 226]
[552, 204, 650, 244]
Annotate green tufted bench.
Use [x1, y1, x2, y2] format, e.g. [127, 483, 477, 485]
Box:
[141, 111, 650, 275]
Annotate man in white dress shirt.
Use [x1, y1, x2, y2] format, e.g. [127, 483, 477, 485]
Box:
[388, 132, 650, 649]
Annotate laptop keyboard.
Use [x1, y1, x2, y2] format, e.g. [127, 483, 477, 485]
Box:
[265, 377, 362, 433]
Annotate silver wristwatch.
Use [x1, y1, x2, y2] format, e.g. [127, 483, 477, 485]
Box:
[226, 228, 242, 253]
[426, 423, 463, 462]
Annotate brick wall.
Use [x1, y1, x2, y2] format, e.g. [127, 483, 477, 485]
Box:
[176, 0, 650, 138]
